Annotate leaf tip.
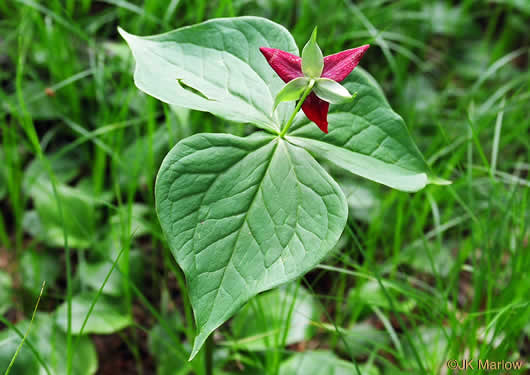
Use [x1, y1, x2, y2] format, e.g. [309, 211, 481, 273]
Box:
[188, 347, 200, 362]
[311, 26, 318, 42]
[117, 26, 129, 40]
[117, 27, 137, 47]
[429, 176, 452, 186]
[188, 331, 209, 362]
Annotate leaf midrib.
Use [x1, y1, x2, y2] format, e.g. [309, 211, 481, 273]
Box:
[287, 136, 429, 184]
[145, 43, 275, 123]
[290, 114, 428, 175]
[195, 138, 280, 327]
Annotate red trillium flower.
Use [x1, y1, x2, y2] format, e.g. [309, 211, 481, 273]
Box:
[260, 29, 369, 133]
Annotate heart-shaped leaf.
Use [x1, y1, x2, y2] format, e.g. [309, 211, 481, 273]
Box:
[288, 67, 447, 192]
[119, 17, 300, 133]
[155, 133, 347, 358]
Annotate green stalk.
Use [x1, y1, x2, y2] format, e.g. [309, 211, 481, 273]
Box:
[279, 79, 315, 138]
[205, 334, 214, 375]
[4, 282, 46, 375]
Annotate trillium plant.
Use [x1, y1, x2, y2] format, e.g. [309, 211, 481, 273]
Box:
[261, 27, 369, 134]
[119, 16, 448, 361]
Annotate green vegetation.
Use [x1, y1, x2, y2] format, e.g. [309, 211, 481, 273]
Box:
[0, 1, 528, 374]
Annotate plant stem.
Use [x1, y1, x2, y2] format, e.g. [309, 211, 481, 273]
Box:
[205, 334, 214, 375]
[4, 282, 45, 375]
[279, 79, 315, 138]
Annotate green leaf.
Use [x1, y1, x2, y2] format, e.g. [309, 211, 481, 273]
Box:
[19, 250, 61, 294]
[286, 137, 428, 192]
[228, 284, 319, 351]
[79, 260, 123, 297]
[55, 293, 132, 334]
[109, 204, 152, 238]
[0, 313, 98, 375]
[118, 122, 183, 189]
[502, 0, 530, 15]
[148, 313, 193, 375]
[279, 351, 357, 375]
[0, 270, 13, 315]
[406, 327, 449, 371]
[273, 77, 309, 111]
[0, 150, 7, 200]
[119, 17, 300, 133]
[423, 2, 468, 36]
[23, 150, 84, 193]
[26, 179, 102, 249]
[337, 323, 390, 357]
[148, 313, 184, 355]
[347, 280, 415, 314]
[288, 67, 440, 192]
[338, 177, 381, 222]
[79, 249, 143, 297]
[155, 133, 347, 359]
[314, 78, 355, 104]
[301, 28, 323, 79]
[280, 350, 381, 375]
[2, 82, 60, 120]
[399, 241, 455, 277]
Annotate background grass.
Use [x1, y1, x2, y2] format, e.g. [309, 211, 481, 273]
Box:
[0, 0, 529, 374]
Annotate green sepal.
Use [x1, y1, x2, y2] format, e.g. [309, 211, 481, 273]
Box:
[273, 77, 310, 111]
[314, 78, 356, 104]
[301, 27, 324, 78]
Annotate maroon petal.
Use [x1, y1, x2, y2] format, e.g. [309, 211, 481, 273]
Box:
[322, 45, 370, 82]
[302, 93, 330, 133]
[259, 47, 303, 83]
